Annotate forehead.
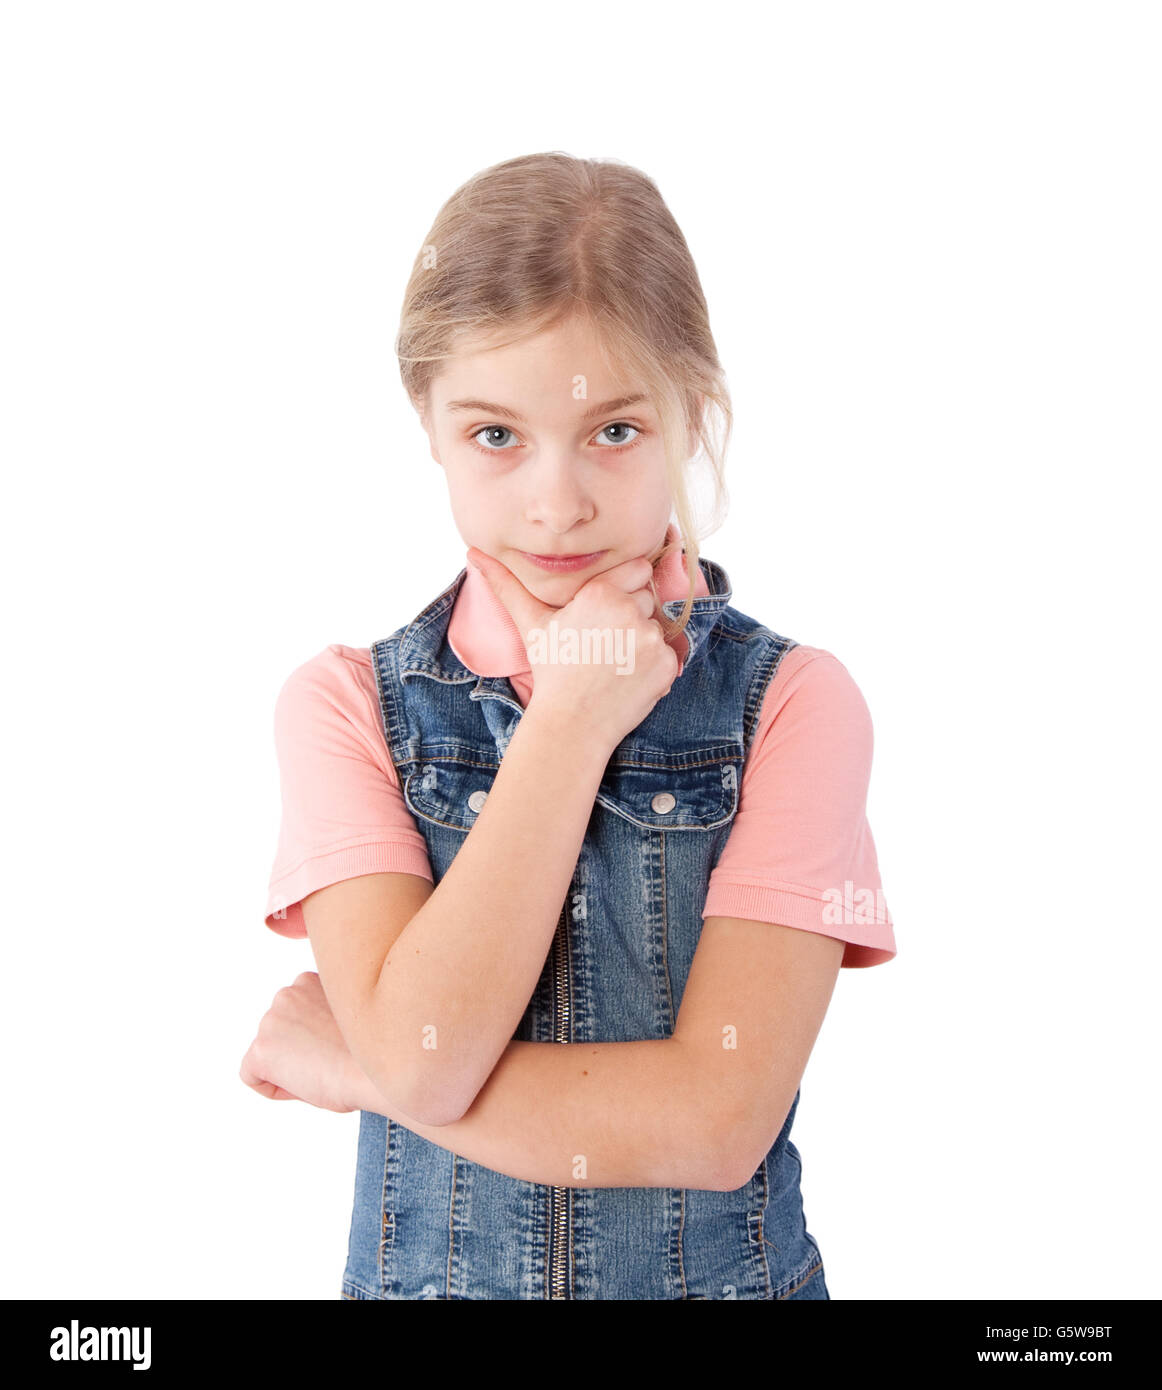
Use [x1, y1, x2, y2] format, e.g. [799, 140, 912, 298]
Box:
[432, 317, 644, 409]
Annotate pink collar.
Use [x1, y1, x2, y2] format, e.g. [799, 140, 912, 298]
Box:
[447, 522, 710, 677]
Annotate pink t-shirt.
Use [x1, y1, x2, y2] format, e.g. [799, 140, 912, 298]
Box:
[264, 531, 896, 967]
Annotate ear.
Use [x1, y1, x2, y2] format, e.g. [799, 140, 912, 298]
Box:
[413, 402, 443, 467]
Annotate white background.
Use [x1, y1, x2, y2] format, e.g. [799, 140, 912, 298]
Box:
[2, 1, 1158, 1300]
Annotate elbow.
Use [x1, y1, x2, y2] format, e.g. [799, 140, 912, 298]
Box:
[389, 1065, 479, 1129]
[678, 1081, 763, 1192]
[682, 1118, 753, 1192]
[396, 1041, 506, 1126]
[407, 1091, 472, 1129]
[352, 1019, 478, 1128]
[712, 1089, 800, 1191]
[710, 1114, 766, 1193]
[715, 1157, 761, 1193]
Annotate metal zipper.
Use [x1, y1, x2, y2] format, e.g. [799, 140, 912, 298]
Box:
[547, 897, 572, 1299]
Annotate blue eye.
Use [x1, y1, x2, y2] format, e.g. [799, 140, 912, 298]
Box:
[472, 425, 518, 451]
[469, 422, 644, 455]
[594, 423, 641, 447]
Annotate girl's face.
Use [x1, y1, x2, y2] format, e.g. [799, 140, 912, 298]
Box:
[419, 314, 675, 606]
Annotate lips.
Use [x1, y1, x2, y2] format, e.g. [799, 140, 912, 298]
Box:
[518, 549, 607, 572]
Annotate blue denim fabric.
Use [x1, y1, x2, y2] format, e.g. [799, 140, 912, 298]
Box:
[340, 555, 829, 1300]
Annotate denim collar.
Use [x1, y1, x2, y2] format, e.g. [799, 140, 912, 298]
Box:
[397, 555, 734, 693]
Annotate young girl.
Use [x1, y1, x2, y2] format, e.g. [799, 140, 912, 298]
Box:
[241, 152, 896, 1301]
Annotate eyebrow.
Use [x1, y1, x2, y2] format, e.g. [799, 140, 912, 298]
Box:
[443, 394, 649, 425]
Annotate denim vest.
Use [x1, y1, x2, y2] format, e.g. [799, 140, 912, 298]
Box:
[340, 555, 829, 1300]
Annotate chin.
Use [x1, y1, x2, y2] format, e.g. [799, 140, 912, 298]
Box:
[522, 570, 585, 605]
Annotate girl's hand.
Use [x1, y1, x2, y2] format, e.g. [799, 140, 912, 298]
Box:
[239, 971, 364, 1114]
[468, 547, 680, 750]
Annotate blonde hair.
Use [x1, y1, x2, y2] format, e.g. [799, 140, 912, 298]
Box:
[396, 152, 731, 640]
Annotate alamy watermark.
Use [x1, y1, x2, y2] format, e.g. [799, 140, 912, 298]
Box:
[526, 620, 635, 675]
[50, 1321, 151, 1369]
[821, 880, 890, 925]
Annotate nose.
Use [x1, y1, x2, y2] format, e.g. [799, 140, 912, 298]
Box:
[523, 453, 596, 534]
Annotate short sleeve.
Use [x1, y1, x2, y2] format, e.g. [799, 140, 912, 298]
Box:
[703, 646, 896, 968]
[263, 644, 433, 938]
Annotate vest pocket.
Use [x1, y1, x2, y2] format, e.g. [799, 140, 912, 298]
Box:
[594, 757, 741, 830]
[401, 751, 742, 834]
[401, 757, 500, 832]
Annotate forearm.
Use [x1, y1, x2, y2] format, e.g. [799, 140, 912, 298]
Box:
[347, 1035, 726, 1191]
[360, 706, 614, 1125]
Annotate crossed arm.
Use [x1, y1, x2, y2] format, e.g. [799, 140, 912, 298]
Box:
[258, 705, 843, 1191]
[327, 901, 844, 1192]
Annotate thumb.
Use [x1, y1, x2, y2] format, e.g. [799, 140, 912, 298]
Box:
[466, 547, 554, 640]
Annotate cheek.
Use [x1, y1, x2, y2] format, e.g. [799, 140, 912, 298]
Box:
[608, 469, 672, 524]
[446, 479, 504, 537]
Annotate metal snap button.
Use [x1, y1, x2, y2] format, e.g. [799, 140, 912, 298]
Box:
[467, 789, 489, 813]
[651, 791, 676, 814]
